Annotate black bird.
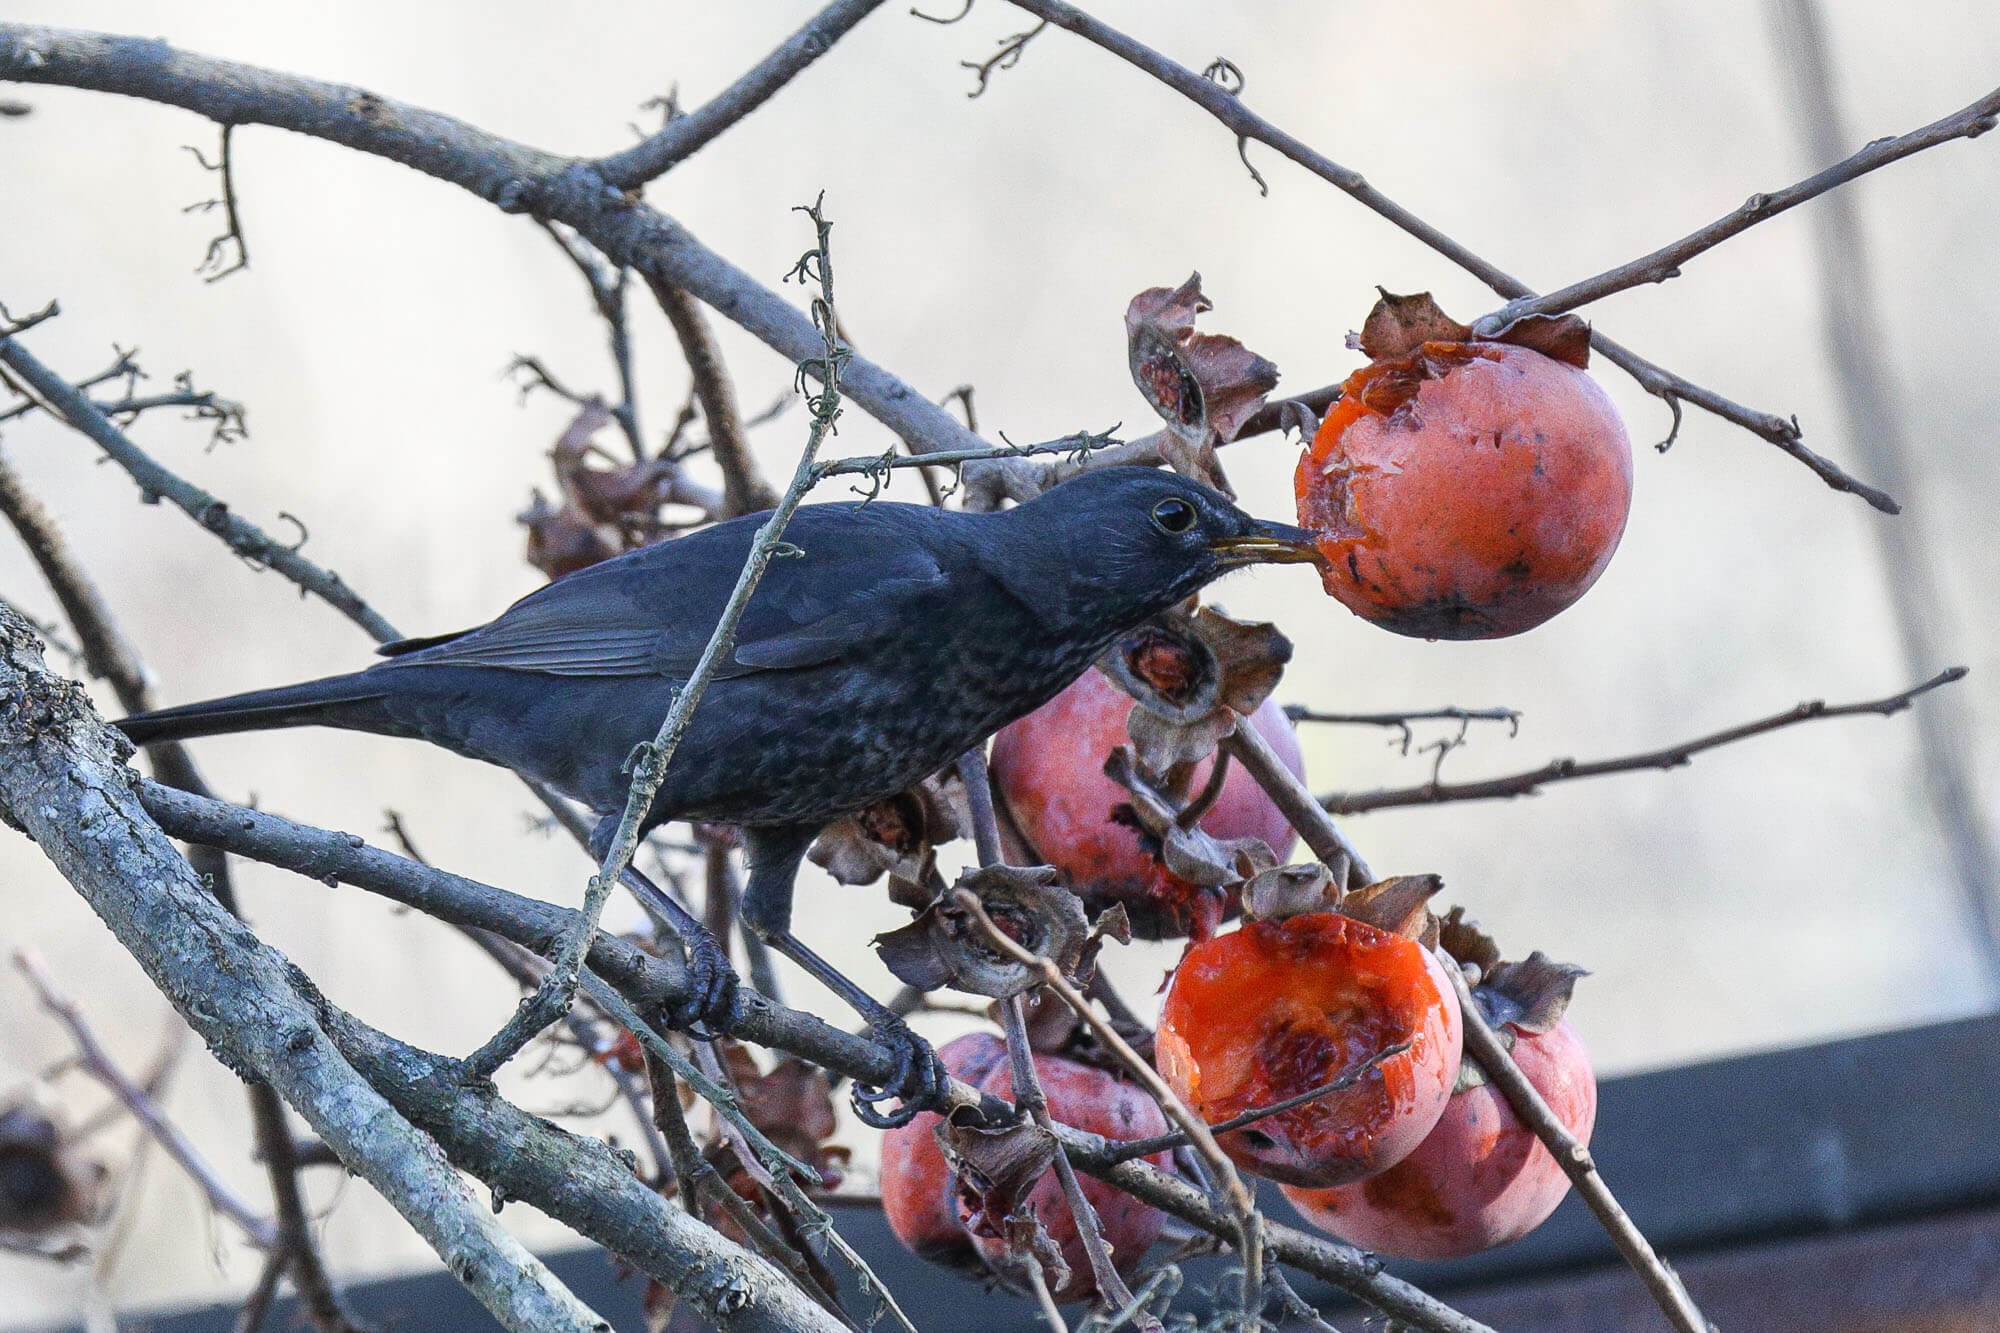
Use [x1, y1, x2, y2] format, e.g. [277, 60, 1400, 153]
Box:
[117, 467, 1319, 1119]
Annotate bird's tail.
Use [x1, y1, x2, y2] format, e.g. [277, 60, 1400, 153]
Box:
[115, 672, 388, 746]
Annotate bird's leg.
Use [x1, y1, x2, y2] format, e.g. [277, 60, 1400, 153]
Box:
[611, 861, 741, 1039]
[461, 818, 742, 1079]
[740, 825, 948, 1128]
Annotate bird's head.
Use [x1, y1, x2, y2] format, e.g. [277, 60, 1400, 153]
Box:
[987, 466, 1321, 632]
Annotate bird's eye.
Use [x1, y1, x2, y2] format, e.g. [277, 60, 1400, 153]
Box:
[1151, 497, 1198, 534]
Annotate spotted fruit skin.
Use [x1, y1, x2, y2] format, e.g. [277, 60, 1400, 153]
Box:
[991, 668, 1304, 938]
[960, 1050, 1172, 1303]
[1283, 1018, 1596, 1259]
[1155, 913, 1463, 1187]
[1296, 341, 1632, 640]
[880, 1033, 1009, 1273]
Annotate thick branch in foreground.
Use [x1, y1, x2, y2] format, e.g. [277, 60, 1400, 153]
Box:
[1002, 0, 1899, 511]
[0, 444, 368, 1331]
[0, 611, 604, 1333]
[1320, 668, 1965, 815]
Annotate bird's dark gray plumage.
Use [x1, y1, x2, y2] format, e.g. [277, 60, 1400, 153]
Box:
[117, 466, 1318, 1119]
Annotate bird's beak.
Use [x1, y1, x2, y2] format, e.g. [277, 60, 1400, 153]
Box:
[1210, 518, 1324, 567]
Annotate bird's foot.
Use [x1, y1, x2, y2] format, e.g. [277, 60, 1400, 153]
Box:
[664, 920, 743, 1041]
[850, 1009, 949, 1129]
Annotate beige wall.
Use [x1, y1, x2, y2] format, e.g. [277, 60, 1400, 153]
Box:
[2, 0, 1996, 1322]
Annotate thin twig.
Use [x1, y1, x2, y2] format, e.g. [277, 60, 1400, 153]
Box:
[1285, 705, 1521, 758]
[1004, 0, 1899, 511]
[646, 273, 778, 516]
[1319, 668, 1966, 815]
[640, 1050, 853, 1326]
[951, 889, 1265, 1320]
[0, 330, 399, 641]
[0, 296, 59, 337]
[464, 198, 847, 1076]
[1220, 721, 1372, 888]
[962, 743, 1155, 1326]
[533, 220, 643, 456]
[1445, 964, 1711, 1332]
[961, 20, 1048, 97]
[597, 1, 889, 188]
[182, 123, 249, 282]
[16, 950, 278, 1249]
[1472, 82, 2000, 331]
[1093, 1042, 1408, 1168]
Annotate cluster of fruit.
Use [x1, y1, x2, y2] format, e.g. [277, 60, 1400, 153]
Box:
[876, 289, 1630, 1302]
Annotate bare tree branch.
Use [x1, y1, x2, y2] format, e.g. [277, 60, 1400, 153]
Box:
[1474, 82, 2000, 331]
[1446, 964, 1711, 1333]
[1320, 668, 1966, 815]
[646, 273, 779, 516]
[0, 611, 611, 1333]
[0, 445, 367, 1332]
[0, 26, 997, 488]
[1000, 0, 1900, 511]
[15, 949, 277, 1249]
[0, 327, 399, 641]
[595, 0, 889, 188]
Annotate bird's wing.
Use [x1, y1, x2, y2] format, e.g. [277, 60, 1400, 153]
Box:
[375, 505, 954, 680]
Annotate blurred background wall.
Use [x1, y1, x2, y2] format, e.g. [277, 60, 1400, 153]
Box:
[1, 0, 1996, 1323]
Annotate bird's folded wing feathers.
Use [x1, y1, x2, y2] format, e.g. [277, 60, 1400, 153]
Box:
[374, 511, 954, 680]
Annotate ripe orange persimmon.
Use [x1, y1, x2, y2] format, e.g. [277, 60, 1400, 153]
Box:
[1296, 340, 1632, 639]
[1284, 1015, 1596, 1259]
[991, 668, 1303, 939]
[1155, 912, 1462, 1187]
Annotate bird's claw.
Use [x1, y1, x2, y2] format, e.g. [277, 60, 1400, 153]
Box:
[849, 1014, 948, 1129]
[666, 926, 742, 1041]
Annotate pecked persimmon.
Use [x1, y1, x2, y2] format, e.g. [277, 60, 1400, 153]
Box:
[990, 668, 1303, 938]
[1155, 912, 1462, 1187]
[958, 1046, 1172, 1304]
[1296, 339, 1632, 639]
[880, 1033, 1010, 1273]
[1283, 1014, 1596, 1259]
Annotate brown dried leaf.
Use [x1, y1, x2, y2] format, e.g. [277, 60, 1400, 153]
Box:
[941, 1106, 1067, 1293]
[874, 866, 1090, 999]
[1102, 747, 1276, 889]
[518, 489, 617, 580]
[1352, 289, 1472, 361]
[1482, 952, 1589, 1035]
[1100, 606, 1292, 774]
[808, 774, 967, 905]
[1437, 905, 1501, 979]
[1340, 874, 1444, 942]
[1196, 606, 1293, 717]
[1242, 862, 1339, 923]
[0, 1104, 103, 1233]
[736, 1055, 847, 1190]
[1487, 311, 1593, 369]
[1126, 273, 1280, 471]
